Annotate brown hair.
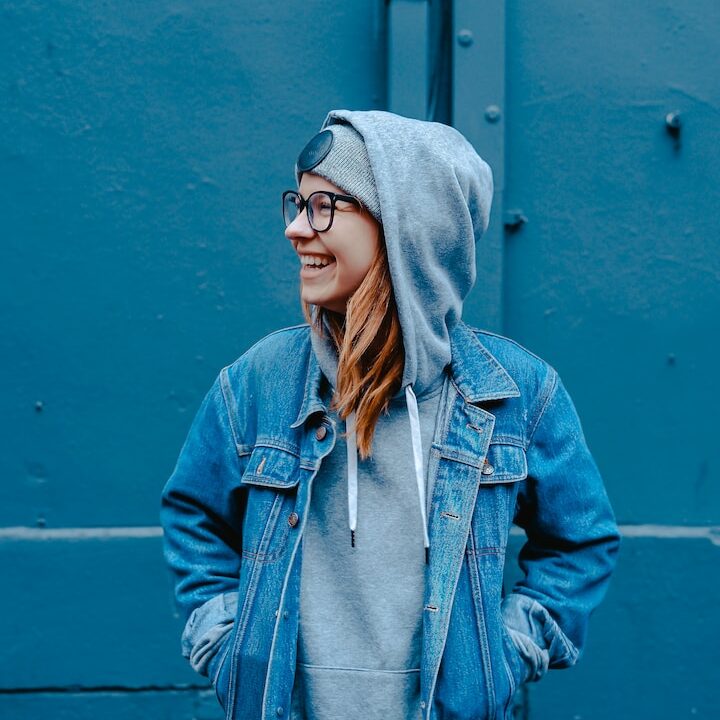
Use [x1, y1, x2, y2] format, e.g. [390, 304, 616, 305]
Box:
[301, 231, 404, 459]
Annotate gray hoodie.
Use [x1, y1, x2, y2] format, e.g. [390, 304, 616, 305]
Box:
[292, 110, 493, 720]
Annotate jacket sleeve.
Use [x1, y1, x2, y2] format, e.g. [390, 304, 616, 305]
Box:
[502, 368, 621, 681]
[159, 369, 246, 676]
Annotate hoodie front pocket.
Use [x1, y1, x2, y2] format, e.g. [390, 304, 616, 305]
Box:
[239, 445, 301, 563]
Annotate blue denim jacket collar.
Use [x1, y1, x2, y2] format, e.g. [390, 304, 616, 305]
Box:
[290, 320, 520, 430]
[447, 321, 520, 403]
[289, 340, 327, 429]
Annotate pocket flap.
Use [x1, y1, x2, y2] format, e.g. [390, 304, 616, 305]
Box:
[480, 443, 527, 484]
[240, 445, 301, 489]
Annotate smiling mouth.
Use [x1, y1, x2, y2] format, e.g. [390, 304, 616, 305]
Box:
[300, 259, 337, 277]
[298, 253, 335, 277]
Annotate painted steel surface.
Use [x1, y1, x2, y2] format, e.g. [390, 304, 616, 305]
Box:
[2, 1, 718, 718]
[503, 1, 720, 525]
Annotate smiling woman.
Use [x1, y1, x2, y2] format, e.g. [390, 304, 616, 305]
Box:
[281, 122, 405, 480]
[284, 173, 382, 315]
[283, 126, 384, 318]
[160, 110, 620, 720]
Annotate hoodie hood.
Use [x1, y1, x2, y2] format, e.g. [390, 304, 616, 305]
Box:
[309, 109, 493, 400]
[303, 110, 494, 558]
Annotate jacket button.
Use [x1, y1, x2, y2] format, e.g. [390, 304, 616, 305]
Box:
[315, 425, 327, 440]
[276, 707, 284, 716]
[481, 462, 495, 475]
[283, 610, 289, 619]
[288, 511, 299, 527]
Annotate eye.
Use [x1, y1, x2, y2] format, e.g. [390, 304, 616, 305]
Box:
[310, 194, 333, 216]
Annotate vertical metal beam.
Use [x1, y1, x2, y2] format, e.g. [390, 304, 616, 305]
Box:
[427, 0, 453, 124]
[453, 0, 506, 332]
[387, 0, 430, 118]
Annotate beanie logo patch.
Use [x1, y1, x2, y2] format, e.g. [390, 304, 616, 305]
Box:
[297, 129, 334, 173]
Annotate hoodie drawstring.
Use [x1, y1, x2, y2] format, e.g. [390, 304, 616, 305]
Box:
[346, 409, 358, 548]
[345, 386, 430, 563]
[405, 385, 431, 564]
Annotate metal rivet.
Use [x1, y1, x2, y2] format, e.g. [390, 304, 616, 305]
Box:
[503, 209, 528, 231]
[283, 610, 289, 619]
[288, 511, 299, 528]
[421, 701, 427, 710]
[276, 707, 284, 717]
[665, 110, 682, 134]
[484, 105, 502, 123]
[457, 29, 473, 47]
[481, 463, 495, 475]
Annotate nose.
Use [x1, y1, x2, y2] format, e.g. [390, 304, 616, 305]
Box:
[285, 207, 315, 245]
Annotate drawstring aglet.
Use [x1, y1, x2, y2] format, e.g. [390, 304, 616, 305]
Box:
[351, 529, 356, 548]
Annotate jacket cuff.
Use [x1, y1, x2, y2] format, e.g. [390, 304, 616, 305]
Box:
[501, 592, 579, 680]
[181, 591, 239, 676]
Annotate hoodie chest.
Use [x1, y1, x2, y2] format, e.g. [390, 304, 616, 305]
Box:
[304, 393, 441, 547]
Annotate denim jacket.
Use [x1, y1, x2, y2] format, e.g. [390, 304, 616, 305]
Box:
[160, 320, 620, 720]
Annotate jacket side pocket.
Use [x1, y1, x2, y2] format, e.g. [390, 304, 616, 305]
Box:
[501, 593, 559, 682]
[181, 591, 239, 677]
[209, 623, 237, 711]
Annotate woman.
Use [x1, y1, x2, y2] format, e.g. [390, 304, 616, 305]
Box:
[160, 110, 620, 720]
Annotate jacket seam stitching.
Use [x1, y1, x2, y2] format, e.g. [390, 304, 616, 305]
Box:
[236, 323, 309, 359]
[425, 475, 482, 715]
[465, 528, 498, 716]
[526, 368, 558, 447]
[219, 366, 245, 464]
[468, 326, 552, 367]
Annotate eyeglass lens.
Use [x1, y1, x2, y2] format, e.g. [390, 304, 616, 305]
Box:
[283, 191, 334, 232]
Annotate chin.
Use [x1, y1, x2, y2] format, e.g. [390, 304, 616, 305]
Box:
[305, 298, 345, 314]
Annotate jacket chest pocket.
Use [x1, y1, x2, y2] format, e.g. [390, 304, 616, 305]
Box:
[469, 442, 527, 553]
[240, 445, 301, 564]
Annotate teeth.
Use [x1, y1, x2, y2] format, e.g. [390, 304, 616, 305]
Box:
[300, 254, 334, 268]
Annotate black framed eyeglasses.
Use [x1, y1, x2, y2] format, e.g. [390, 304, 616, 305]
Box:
[282, 190, 361, 233]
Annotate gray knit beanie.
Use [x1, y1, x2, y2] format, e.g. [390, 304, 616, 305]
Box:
[295, 123, 382, 223]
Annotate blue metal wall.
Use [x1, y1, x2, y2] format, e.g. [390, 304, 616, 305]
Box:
[1, 1, 717, 718]
[500, 3, 720, 717]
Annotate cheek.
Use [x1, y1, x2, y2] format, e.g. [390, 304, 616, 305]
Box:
[331, 222, 380, 288]
[341, 250, 373, 284]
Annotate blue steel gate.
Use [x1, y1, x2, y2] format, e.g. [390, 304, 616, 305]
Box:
[1, 1, 717, 718]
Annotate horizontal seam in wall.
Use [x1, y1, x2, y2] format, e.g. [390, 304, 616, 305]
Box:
[0, 526, 163, 540]
[2, 525, 718, 544]
[0, 684, 209, 695]
[509, 524, 720, 545]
